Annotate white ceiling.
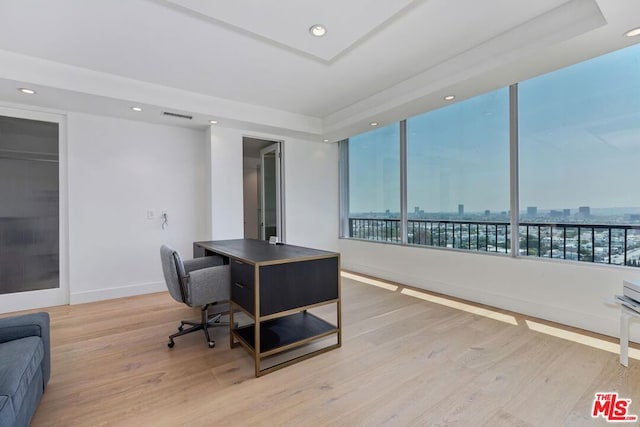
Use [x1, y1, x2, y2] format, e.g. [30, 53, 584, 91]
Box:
[164, 0, 418, 62]
[0, 0, 639, 142]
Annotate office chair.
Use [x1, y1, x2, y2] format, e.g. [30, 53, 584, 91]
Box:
[160, 244, 230, 348]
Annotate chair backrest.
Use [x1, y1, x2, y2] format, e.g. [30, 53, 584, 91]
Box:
[160, 244, 187, 303]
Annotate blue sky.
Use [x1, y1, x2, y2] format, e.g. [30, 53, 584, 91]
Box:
[349, 42, 640, 216]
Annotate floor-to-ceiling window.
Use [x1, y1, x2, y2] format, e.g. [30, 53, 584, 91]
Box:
[346, 123, 400, 242]
[340, 41, 640, 268]
[519, 42, 640, 265]
[406, 88, 510, 252]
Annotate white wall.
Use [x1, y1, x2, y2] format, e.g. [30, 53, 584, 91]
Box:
[67, 113, 209, 303]
[208, 127, 244, 240]
[284, 138, 339, 252]
[341, 239, 640, 342]
[208, 127, 339, 251]
[243, 157, 260, 239]
[2, 114, 336, 308]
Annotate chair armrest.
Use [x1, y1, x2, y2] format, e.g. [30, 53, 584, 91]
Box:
[187, 265, 230, 305]
[183, 255, 224, 274]
[0, 312, 51, 386]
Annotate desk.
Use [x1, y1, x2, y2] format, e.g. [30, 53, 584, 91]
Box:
[194, 239, 341, 377]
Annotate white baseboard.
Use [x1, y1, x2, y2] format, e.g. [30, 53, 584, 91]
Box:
[70, 281, 166, 304]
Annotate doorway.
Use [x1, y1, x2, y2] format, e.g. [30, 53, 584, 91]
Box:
[242, 137, 284, 242]
[0, 108, 69, 312]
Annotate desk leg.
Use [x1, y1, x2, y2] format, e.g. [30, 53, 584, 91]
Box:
[620, 309, 630, 367]
[254, 320, 261, 377]
[229, 305, 235, 348]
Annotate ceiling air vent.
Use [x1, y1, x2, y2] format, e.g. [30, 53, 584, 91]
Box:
[162, 111, 193, 120]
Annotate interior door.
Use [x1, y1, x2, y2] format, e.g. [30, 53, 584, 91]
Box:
[260, 143, 282, 241]
[0, 109, 69, 313]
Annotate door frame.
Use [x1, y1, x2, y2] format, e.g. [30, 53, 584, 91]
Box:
[259, 141, 287, 242]
[0, 105, 69, 313]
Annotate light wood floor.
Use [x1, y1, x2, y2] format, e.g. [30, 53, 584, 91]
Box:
[11, 274, 640, 426]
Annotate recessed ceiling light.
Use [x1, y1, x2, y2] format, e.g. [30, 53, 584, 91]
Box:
[625, 27, 640, 37]
[209, 120, 218, 124]
[309, 24, 327, 37]
[370, 122, 378, 127]
[18, 88, 36, 95]
[444, 95, 456, 101]
[323, 139, 329, 142]
[131, 106, 143, 112]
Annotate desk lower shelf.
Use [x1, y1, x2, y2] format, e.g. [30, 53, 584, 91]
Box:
[233, 311, 337, 357]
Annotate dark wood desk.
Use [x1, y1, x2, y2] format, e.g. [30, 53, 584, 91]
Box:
[194, 239, 341, 377]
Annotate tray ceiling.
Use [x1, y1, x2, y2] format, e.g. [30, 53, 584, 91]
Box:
[164, 0, 418, 62]
[0, 0, 638, 140]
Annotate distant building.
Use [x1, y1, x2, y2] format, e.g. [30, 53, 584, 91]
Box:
[527, 206, 537, 218]
[563, 209, 571, 217]
[414, 206, 419, 214]
[550, 210, 562, 217]
[630, 214, 640, 222]
[579, 206, 590, 217]
[484, 210, 491, 216]
[458, 204, 464, 216]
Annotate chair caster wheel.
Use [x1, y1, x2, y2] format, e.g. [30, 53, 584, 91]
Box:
[178, 325, 184, 332]
[168, 340, 175, 348]
[208, 341, 215, 348]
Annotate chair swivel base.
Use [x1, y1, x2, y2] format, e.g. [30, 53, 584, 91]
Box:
[167, 307, 229, 349]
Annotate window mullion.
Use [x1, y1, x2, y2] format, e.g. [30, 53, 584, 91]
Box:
[400, 120, 408, 245]
[338, 139, 350, 238]
[509, 83, 519, 258]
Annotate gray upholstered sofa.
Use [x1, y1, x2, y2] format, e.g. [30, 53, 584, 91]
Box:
[0, 312, 50, 427]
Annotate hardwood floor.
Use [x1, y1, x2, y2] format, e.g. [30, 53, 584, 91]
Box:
[13, 273, 640, 426]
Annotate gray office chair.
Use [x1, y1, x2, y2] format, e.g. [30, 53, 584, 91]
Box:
[160, 244, 230, 348]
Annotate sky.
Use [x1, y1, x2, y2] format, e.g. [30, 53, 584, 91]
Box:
[348, 42, 640, 216]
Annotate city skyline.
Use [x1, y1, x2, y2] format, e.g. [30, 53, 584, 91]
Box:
[351, 205, 640, 219]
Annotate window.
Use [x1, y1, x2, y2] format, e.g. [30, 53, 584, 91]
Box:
[346, 123, 400, 242]
[340, 42, 640, 268]
[406, 89, 510, 252]
[519, 43, 640, 265]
